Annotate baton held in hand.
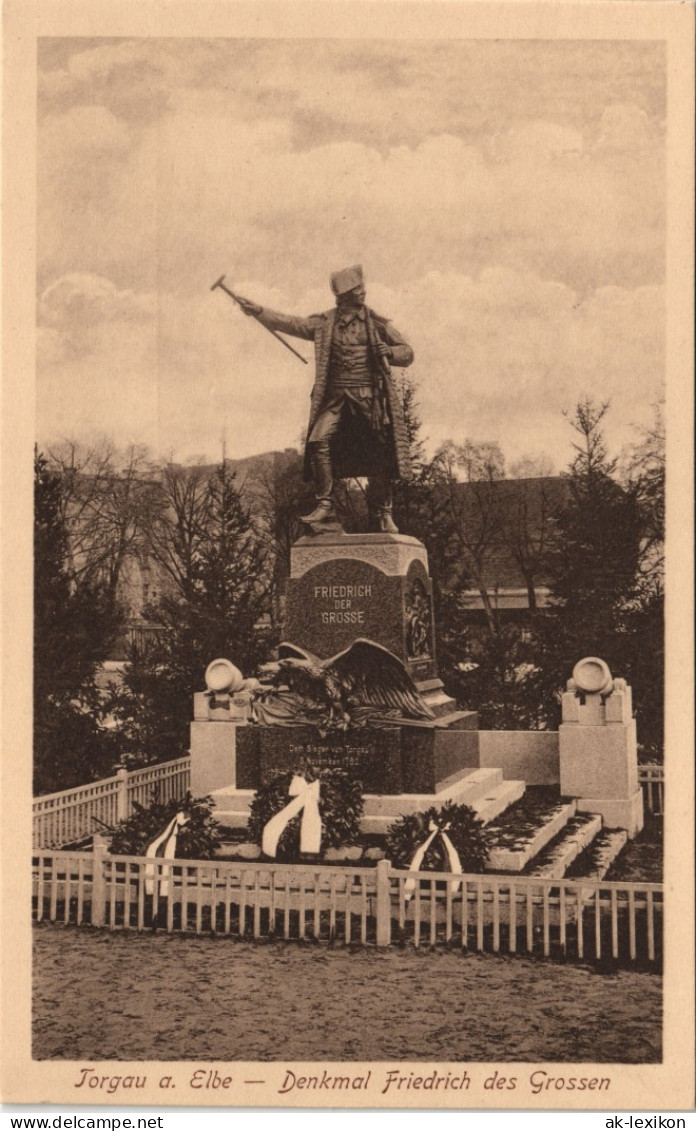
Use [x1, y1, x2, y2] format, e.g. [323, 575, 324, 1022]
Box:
[211, 274, 308, 364]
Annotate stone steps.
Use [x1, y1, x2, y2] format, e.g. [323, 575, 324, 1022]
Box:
[485, 800, 577, 872]
[436, 765, 486, 793]
[471, 780, 526, 825]
[210, 777, 634, 882]
[565, 828, 629, 881]
[210, 775, 631, 882]
[212, 768, 512, 837]
[522, 814, 603, 879]
[435, 765, 503, 799]
[359, 768, 506, 835]
[209, 787, 255, 830]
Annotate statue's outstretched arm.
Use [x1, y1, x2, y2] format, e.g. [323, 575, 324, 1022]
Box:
[255, 306, 321, 342]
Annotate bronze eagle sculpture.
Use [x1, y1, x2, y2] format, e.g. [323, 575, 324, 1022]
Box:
[255, 638, 434, 731]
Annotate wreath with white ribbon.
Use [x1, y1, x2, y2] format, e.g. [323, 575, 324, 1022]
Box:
[261, 775, 322, 858]
[248, 764, 364, 861]
[386, 802, 491, 884]
[404, 819, 463, 899]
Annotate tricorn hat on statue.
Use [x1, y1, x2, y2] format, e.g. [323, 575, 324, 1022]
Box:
[330, 264, 364, 296]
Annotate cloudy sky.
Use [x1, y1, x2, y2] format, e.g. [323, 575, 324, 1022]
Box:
[37, 37, 665, 471]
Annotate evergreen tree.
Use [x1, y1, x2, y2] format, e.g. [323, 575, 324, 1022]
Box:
[110, 463, 270, 762]
[443, 622, 548, 730]
[34, 449, 120, 793]
[249, 450, 315, 631]
[392, 374, 431, 537]
[620, 592, 664, 759]
[618, 406, 665, 758]
[536, 401, 643, 724]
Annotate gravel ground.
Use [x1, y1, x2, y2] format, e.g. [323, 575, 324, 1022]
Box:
[33, 925, 661, 1063]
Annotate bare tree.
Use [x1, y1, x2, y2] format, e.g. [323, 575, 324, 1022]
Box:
[431, 440, 506, 634]
[46, 439, 159, 610]
[246, 451, 314, 630]
[501, 478, 558, 611]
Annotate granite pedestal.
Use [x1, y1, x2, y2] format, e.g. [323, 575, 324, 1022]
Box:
[285, 533, 438, 683]
[233, 714, 479, 795]
[194, 532, 487, 831]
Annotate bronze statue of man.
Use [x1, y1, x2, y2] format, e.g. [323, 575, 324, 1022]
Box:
[237, 265, 414, 534]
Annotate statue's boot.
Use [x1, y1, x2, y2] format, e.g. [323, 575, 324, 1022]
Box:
[301, 443, 343, 531]
[377, 507, 399, 534]
[369, 473, 399, 533]
[302, 499, 337, 525]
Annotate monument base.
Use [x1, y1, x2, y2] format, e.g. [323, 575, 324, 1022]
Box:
[576, 788, 644, 839]
[190, 720, 245, 797]
[191, 710, 480, 802]
[559, 719, 639, 798]
[559, 682, 643, 837]
[210, 766, 523, 835]
[285, 532, 439, 683]
[233, 714, 479, 796]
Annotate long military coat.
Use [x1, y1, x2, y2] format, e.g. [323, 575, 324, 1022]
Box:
[256, 305, 414, 481]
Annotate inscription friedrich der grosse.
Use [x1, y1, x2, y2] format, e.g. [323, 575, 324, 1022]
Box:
[313, 583, 373, 625]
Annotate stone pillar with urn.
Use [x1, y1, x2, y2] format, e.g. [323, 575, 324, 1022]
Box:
[559, 656, 644, 837]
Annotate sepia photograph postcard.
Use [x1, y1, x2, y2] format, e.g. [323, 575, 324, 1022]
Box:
[2, 0, 694, 1115]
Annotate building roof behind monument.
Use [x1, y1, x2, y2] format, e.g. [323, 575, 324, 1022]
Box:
[445, 475, 570, 595]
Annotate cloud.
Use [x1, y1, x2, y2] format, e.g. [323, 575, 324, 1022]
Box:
[64, 40, 153, 85]
[38, 39, 666, 149]
[36, 264, 663, 472]
[36, 315, 160, 451]
[37, 103, 663, 304]
[391, 269, 664, 464]
[40, 274, 154, 327]
[595, 103, 660, 152]
[489, 120, 584, 163]
[38, 275, 155, 365]
[35, 40, 666, 467]
[37, 325, 74, 367]
[36, 38, 666, 300]
[39, 40, 162, 107]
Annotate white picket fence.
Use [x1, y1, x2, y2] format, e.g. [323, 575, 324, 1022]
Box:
[638, 763, 664, 816]
[32, 848, 663, 968]
[33, 756, 665, 850]
[125, 759, 191, 809]
[32, 758, 191, 849]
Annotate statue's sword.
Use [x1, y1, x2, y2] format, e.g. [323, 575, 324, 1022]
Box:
[211, 274, 308, 364]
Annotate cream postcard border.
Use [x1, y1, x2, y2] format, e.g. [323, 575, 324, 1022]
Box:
[2, 0, 694, 1111]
